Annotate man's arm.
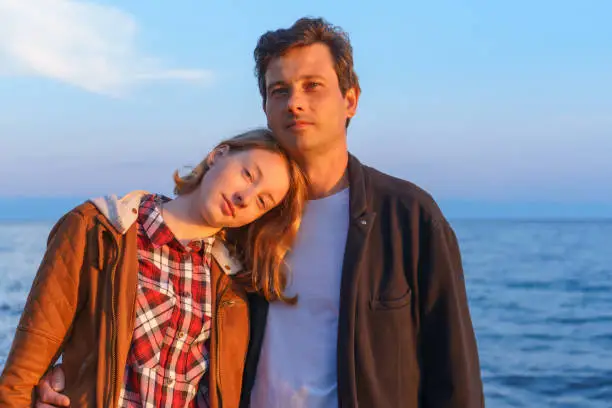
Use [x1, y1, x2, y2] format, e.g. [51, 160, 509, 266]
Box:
[418, 218, 484, 408]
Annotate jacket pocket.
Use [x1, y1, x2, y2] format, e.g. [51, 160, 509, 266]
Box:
[370, 288, 411, 311]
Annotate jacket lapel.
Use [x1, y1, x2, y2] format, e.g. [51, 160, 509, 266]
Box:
[337, 154, 376, 407]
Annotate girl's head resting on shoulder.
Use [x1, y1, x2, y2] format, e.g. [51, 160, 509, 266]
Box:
[173, 128, 308, 303]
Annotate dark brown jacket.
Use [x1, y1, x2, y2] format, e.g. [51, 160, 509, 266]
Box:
[241, 155, 484, 408]
[0, 193, 249, 407]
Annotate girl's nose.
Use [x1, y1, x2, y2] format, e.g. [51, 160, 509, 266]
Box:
[233, 190, 253, 208]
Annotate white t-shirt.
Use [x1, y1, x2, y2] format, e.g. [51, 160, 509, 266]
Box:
[250, 188, 350, 408]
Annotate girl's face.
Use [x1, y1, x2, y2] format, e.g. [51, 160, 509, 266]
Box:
[195, 147, 291, 228]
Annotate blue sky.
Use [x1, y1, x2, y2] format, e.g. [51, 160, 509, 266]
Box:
[1, 0, 611, 210]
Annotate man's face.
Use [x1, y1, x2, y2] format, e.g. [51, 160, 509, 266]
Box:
[263, 43, 358, 159]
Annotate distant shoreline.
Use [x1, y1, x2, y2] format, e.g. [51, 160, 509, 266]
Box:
[0, 196, 610, 222]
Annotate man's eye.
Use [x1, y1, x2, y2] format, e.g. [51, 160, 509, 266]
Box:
[271, 87, 288, 96]
[306, 82, 321, 90]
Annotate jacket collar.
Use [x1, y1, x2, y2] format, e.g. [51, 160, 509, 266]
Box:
[347, 154, 371, 220]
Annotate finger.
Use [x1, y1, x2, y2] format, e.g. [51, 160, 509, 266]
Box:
[37, 381, 70, 407]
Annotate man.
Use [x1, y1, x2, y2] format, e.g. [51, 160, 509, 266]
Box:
[36, 17, 484, 408]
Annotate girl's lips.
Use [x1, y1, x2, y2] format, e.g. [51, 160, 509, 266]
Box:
[221, 195, 235, 217]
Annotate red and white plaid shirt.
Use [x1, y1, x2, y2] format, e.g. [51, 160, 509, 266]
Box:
[118, 194, 213, 407]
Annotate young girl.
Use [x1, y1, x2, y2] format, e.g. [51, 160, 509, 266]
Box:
[0, 128, 308, 408]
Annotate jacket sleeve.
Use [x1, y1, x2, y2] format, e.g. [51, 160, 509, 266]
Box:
[0, 211, 88, 407]
[418, 218, 485, 408]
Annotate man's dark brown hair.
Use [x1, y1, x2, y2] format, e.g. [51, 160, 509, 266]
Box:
[254, 17, 361, 126]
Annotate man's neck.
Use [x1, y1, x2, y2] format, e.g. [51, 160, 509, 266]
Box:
[161, 193, 220, 241]
[301, 144, 349, 200]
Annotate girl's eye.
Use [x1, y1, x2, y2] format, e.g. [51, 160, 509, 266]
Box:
[258, 196, 266, 209]
[243, 168, 253, 181]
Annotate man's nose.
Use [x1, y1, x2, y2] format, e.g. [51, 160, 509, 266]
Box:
[286, 89, 304, 113]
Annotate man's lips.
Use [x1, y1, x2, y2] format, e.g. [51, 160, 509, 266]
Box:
[221, 194, 235, 217]
[287, 120, 313, 129]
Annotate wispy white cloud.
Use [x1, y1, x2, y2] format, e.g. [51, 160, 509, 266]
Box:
[0, 0, 213, 96]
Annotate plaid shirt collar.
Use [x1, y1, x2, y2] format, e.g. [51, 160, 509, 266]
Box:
[138, 194, 213, 251]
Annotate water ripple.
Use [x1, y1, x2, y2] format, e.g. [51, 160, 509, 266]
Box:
[1, 220, 611, 407]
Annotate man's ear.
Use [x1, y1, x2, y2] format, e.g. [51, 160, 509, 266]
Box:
[206, 144, 230, 167]
[345, 86, 359, 119]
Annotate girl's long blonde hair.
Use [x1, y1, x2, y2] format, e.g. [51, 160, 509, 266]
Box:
[173, 128, 308, 304]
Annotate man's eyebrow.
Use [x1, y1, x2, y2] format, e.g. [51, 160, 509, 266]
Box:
[301, 75, 326, 82]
